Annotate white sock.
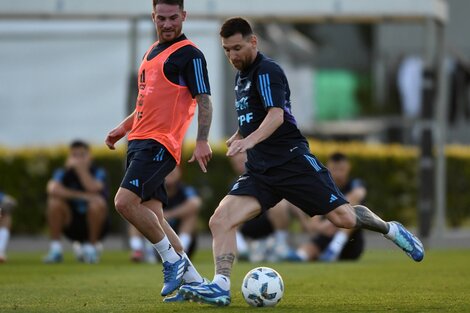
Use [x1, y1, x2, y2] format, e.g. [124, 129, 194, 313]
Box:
[179, 233, 192, 253]
[0, 227, 10, 254]
[236, 231, 249, 254]
[182, 253, 204, 283]
[129, 236, 144, 251]
[213, 274, 230, 291]
[296, 249, 309, 261]
[153, 236, 180, 263]
[384, 222, 398, 240]
[50, 240, 62, 253]
[326, 231, 348, 254]
[274, 230, 288, 245]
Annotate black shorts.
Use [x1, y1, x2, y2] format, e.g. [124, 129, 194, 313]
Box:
[121, 139, 177, 205]
[63, 207, 110, 243]
[229, 154, 348, 216]
[313, 229, 365, 260]
[240, 213, 274, 239]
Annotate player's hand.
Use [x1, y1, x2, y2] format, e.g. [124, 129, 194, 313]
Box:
[226, 138, 255, 157]
[105, 126, 127, 150]
[226, 132, 242, 148]
[188, 140, 212, 173]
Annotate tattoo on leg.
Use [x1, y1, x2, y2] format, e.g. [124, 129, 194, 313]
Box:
[215, 253, 236, 277]
[354, 205, 389, 234]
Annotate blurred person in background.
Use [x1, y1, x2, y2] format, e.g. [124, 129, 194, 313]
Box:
[129, 166, 201, 263]
[105, 0, 212, 302]
[230, 152, 292, 262]
[287, 152, 366, 262]
[0, 191, 17, 263]
[44, 140, 108, 264]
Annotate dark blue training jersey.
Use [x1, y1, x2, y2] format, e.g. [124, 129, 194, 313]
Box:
[147, 34, 211, 98]
[234, 52, 310, 172]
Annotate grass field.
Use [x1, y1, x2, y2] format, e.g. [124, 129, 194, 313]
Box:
[1, 249, 470, 313]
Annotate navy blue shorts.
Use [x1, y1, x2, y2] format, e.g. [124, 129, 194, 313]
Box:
[240, 213, 274, 239]
[121, 139, 176, 205]
[64, 207, 110, 243]
[229, 153, 348, 216]
[313, 229, 364, 260]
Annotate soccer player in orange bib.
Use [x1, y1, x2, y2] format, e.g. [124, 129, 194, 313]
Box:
[105, 0, 212, 302]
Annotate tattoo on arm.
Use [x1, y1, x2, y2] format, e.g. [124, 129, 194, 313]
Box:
[354, 205, 389, 234]
[195, 94, 213, 141]
[215, 253, 236, 277]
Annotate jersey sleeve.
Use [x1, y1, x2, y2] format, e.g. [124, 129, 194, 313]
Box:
[256, 63, 286, 110]
[183, 186, 198, 199]
[94, 168, 107, 183]
[182, 47, 211, 97]
[52, 169, 65, 182]
[351, 178, 365, 189]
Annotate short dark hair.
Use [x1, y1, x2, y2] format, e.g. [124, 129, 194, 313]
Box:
[220, 17, 253, 38]
[153, 0, 184, 9]
[70, 139, 89, 150]
[329, 152, 348, 163]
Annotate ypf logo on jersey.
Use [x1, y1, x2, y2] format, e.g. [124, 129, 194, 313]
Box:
[238, 112, 253, 126]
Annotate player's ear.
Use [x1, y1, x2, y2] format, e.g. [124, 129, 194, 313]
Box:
[250, 35, 258, 48]
[181, 10, 187, 21]
[151, 12, 156, 23]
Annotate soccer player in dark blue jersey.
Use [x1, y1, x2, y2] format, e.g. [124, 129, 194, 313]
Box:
[180, 17, 424, 306]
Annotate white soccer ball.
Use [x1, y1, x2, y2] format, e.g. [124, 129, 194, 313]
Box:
[241, 267, 284, 307]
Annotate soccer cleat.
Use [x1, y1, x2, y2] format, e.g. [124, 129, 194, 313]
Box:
[179, 282, 231, 306]
[284, 249, 304, 262]
[82, 244, 100, 264]
[163, 278, 210, 302]
[130, 250, 144, 263]
[161, 257, 188, 296]
[43, 250, 63, 264]
[387, 221, 424, 262]
[163, 292, 186, 303]
[318, 248, 339, 262]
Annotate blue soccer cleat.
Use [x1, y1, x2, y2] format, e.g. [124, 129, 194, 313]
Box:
[387, 221, 424, 262]
[163, 278, 209, 303]
[161, 257, 188, 296]
[43, 250, 63, 264]
[163, 292, 186, 303]
[179, 281, 231, 306]
[318, 247, 339, 262]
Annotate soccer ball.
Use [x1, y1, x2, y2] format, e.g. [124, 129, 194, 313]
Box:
[241, 267, 284, 307]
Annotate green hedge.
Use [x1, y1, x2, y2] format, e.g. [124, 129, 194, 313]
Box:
[1, 141, 470, 234]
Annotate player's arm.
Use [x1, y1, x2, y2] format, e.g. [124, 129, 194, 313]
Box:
[105, 110, 136, 150]
[47, 180, 90, 201]
[74, 168, 106, 194]
[344, 180, 367, 206]
[188, 94, 213, 173]
[184, 50, 213, 172]
[227, 107, 283, 156]
[226, 129, 243, 147]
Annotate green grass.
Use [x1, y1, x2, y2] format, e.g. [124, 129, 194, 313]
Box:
[1, 249, 470, 312]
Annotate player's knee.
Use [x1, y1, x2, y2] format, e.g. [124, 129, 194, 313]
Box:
[328, 204, 356, 229]
[209, 206, 229, 233]
[47, 197, 67, 212]
[88, 196, 107, 212]
[114, 195, 132, 217]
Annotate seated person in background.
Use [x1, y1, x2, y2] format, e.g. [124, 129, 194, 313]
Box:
[230, 152, 292, 262]
[288, 152, 366, 262]
[44, 140, 108, 264]
[128, 166, 201, 263]
[0, 191, 17, 263]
